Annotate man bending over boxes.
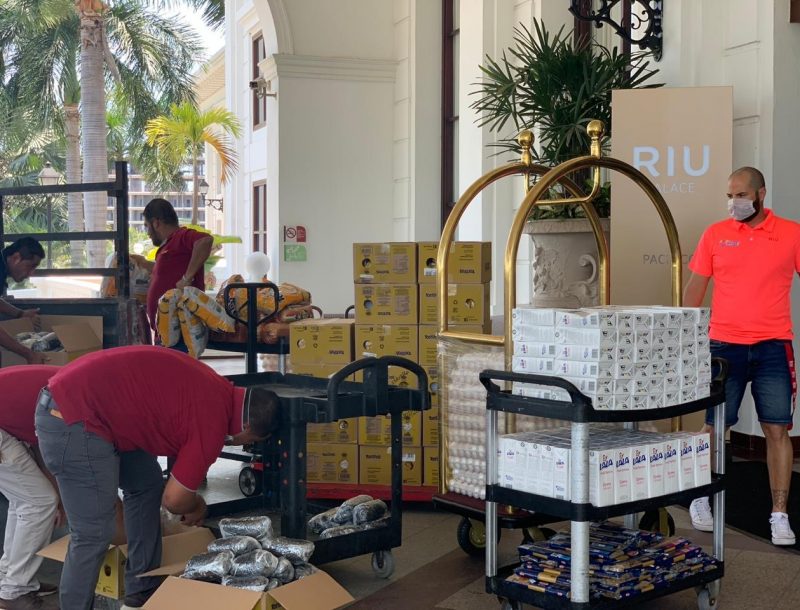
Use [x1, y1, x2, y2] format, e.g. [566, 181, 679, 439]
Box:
[34, 346, 281, 610]
[0, 366, 64, 610]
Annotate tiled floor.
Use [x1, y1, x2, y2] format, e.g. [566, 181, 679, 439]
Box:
[8, 353, 800, 609]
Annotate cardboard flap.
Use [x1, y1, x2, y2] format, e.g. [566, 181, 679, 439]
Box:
[0, 318, 35, 335]
[37, 535, 115, 561]
[138, 527, 216, 576]
[143, 576, 262, 610]
[269, 571, 354, 610]
[52, 323, 103, 352]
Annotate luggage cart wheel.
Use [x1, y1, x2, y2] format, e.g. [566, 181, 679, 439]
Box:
[499, 598, 521, 610]
[638, 508, 676, 536]
[371, 550, 394, 579]
[696, 587, 719, 609]
[522, 526, 556, 544]
[238, 466, 262, 497]
[456, 517, 500, 557]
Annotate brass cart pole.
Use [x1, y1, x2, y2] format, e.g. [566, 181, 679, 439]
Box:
[436, 131, 586, 495]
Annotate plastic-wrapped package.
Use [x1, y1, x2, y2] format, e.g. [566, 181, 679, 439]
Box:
[293, 563, 319, 580]
[307, 507, 340, 534]
[332, 495, 373, 524]
[208, 536, 262, 557]
[221, 575, 269, 592]
[231, 550, 279, 578]
[364, 515, 391, 530]
[262, 536, 315, 565]
[352, 499, 388, 525]
[182, 551, 235, 583]
[272, 557, 295, 584]
[318, 524, 368, 540]
[267, 578, 281, 590]
[219, 516, 274, 542]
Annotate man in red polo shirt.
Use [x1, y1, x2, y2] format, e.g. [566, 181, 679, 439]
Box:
[33, 346, 281, 610]
[0, 366, 63, 610]
[130, 198, 213, 337]
[684, 166, 800, 545]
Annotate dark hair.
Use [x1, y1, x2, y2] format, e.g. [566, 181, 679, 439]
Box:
[731, 166, 766, 191]
[246, 387, 281, 438]
[143, 198, 179, 226]
[3, 237, 45, 261]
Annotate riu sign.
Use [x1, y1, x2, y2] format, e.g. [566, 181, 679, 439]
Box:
[633, 145, 710, 178]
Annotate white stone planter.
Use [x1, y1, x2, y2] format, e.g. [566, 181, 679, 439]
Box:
[523, 218, 610, 309]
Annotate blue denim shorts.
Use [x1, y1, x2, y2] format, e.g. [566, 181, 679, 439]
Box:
[706, 339, 797, 427]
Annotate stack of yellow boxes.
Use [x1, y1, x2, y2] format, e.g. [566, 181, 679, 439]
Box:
[290, 318, 358, 488]
[353, 241, 492, 493]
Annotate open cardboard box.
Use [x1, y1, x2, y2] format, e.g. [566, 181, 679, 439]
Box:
[38, 525, 214, 600]
[0, 314, 103, 367]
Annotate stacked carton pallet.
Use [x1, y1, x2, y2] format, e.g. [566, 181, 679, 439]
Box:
[352, 241, 493, 493]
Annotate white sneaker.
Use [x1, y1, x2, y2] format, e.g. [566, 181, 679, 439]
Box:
[770, 512, 796, 546]
[689, 497, 713, 532]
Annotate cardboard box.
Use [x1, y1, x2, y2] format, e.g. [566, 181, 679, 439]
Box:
[353, 242, 417, 284]
[354, 366, 419, 391]
[290, 362, 353, 382]
[358, 411, 421, 446]
[424, 447, 439, 488]
[306, 443, 359, 484]
[289, 319, 354, 364]
[358, 445, 422, 486]
[38, 526, 214, 600]
[354, 284, 418, 324]
[418, 283, 491, 326]
[417, 241, 492, 283]
[354, 324, 417, 360]
[418, 324, 488, 367]
[307, 418, 358, 444]
[144, 570, 353, 610]
[422, 364, 439, 407]
[422, 407, 440, 447]
[0, 314, 103, 367]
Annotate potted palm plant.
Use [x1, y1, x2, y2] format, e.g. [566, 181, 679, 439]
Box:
[471, 21, 659, 307]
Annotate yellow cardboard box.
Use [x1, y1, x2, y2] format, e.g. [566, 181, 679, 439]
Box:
[291, 362, 353, 382]
[357, 411, 421, 446]
[289, 319, 354, 364]
[417, 324, 487, 367]
[358, 446, 422, 486]
[307, 419, 358, 444]
[422, 406, 440, 447]
[417, 241, 492, 284]
[354, 284, 418, 324]
[418, 283, 491, 327]
[355, 366, 418, 391]
[354, 324, 417, 360]
[306, 443, 359, 484]
[424, 447, 440, 487]
[353, 242, 417, 284]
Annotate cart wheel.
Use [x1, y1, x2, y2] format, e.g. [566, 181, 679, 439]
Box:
[238, 466, 262, 497]
[522, 526, 556, 544]
[697, 587, 719, 609]
[371, 550, 395, 579]
[499, 598, 521, 610]
[638, 508, 676, 536]
[456, 518, 500, 557]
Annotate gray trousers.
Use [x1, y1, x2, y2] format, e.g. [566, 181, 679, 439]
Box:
[34, 399, 163, 610]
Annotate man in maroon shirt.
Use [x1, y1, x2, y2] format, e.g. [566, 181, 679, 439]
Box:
[0, 366, 63, 610]
[129, 198, 213, 337]
[33, 346, 281, 610]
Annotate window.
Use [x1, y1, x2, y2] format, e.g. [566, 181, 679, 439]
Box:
[252, 33, 267, 129]
[252, 182, 267, 253]
[441, 0, 459, 229]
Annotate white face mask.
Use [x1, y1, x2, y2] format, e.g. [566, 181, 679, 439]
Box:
[727, 198, 756, 222]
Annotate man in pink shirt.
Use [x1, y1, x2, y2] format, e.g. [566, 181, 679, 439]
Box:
[0, 366, 63, 610]
[34, 346, 280, 610]
[684, 166, 800, 545]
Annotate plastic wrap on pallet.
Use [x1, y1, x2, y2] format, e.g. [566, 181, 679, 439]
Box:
[230, 550, 280, 578]
[352, 499, 388, 525]
[182, 550, 235, 583]
[272, 557, 295, 584]
[219, 516, 274, 542]
[293, 563, 319, 580]
[221, 575, 269, 592]
[332, 495, 373, 524]
[208, 536, 262, 557]
[262, 536, 315, 565]
[307, 507, 340, 534]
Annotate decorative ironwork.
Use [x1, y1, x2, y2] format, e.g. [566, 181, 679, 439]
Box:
[569, 0, 663, 61]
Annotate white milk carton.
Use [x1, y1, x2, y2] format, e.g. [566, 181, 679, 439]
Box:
[630, 442, 650, 500]
[514, 341, 557, 357]
[513, 307, 559, 327]
[552, 442, 571, 501]
[589, 447, 616, 507]
[662, 436, 680, 494]
[694, 433, 712, 486]
[538, 443, 555, 497]
[646, 439, 665, 498]
[513, 325, 557, 343]
[613, 445, 632, 504]
[677, 434, 696, 491]
[512, 356, 555, 374]
[525, 441, 542, 494]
